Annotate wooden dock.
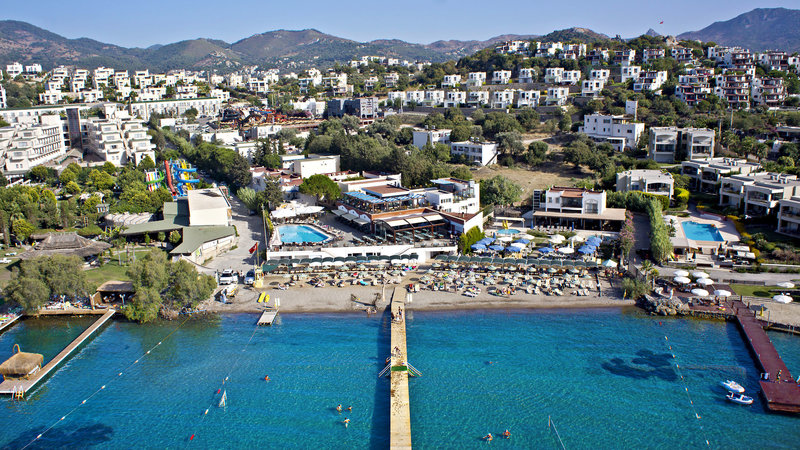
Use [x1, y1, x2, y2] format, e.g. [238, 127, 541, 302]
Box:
[389, 288, 412, 449]
[0, 309, 115, 397]
[0, 314, 21, 334]
[257, 308, 278, 326]
[731, 300, 800, 413]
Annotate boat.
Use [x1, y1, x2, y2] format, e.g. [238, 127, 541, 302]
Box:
[726, 392, 753, 405]
[720, 380, 745, 393]
[218, 389, 227, 408]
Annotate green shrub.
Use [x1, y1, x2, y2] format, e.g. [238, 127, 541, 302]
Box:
[674, 188, 689, 209]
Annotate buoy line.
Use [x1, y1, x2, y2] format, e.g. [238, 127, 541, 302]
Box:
[664, 335, 711, 447]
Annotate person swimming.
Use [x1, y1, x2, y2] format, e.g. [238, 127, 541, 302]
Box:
[502, 429, 510, 439]
[347, 406, 352, 412]
[336, 404, 342, 413]
[483, 433, 493, 441]
[264, 375, 270, 382]
[343, 418, 350, 428]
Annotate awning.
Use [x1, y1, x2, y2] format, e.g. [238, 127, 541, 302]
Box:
[331, 209, 346, 216]
[341, 213, 357, 221]
[422, 214, 445, 223]
[405, 216, 428, 225]
[354, 218, 370, 226]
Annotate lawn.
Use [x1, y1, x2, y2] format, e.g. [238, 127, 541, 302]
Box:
[730, 283, 783, 298]
[85, 262, 131, 290]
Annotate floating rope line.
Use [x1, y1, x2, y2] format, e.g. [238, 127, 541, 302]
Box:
[21, 317, 190, 450]
[186, 322, 262, 445]
[664, 335, 711, 447]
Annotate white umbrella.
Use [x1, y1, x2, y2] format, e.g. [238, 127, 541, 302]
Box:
[674, 270, 690, 277]
[559, 247, 575, 254]
[569, 235, 585, 243]
[498, 236, 514, 242]
[549, 235, 565, 244]
[697, 278, 714, 286]
[691, 271, 709, 279]
[602, 259, 618, 268]
[674, 276, 691, 284]
[773, 295, 793, 304]
[691, 288, 710, 297]
[714, 289, 732, 297]
[776, 281, 796, 289]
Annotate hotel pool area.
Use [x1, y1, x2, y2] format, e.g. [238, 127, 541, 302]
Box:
[681, 221, 724, 242]
[495, 229, 520, 235]
[277, 224, 331, 244]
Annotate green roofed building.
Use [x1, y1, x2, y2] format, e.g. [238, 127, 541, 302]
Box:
[121, 188, 236, 264]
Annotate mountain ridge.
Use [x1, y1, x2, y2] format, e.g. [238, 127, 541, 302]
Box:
[678, 8, 800, 52]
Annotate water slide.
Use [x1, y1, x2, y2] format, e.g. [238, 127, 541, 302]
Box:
[164, 160, 177, 196]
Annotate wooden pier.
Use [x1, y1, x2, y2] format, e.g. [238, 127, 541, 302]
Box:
[0, 309, 115, 397]
[731, 300, 800, 413]
[389, 288, 412, 449]
[257, 308, 278, 326]
[0, 314, 21, 334]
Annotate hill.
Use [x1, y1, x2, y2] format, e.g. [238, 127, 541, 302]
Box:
[537, 27, 610, 43]
[678, 8, 800, 52]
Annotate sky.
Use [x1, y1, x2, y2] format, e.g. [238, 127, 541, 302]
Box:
[5, 0, 799, 48]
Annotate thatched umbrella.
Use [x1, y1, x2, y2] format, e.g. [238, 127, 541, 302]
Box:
[0, 346, 44, 379]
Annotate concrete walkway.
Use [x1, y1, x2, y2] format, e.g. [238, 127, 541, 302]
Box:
[389, 289, 412, 449]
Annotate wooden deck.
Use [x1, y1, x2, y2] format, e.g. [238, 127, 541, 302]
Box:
[731, 301, 800, 413]
[257, 308, 278, 326]
[0, 314, 21, 334]
[0, 309, 116, 397]
[389, 288, 412, 449]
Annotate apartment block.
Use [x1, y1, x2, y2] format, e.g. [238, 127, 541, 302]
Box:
[613, 49, 636, 66]
[518, 68, 536, 84]
[545, 87, 569, 106]
[514, 90, 540, 108]
[443, 91, 466, 108]
[616, 169, 674, 199]
[84, 109, 156, 166]
[642, 48, 665, 64]
[128, 97, 222, 121]
[733, 173, 800, 216]
[384, 73, 400, 89]
[467, 91, 489, 107]
[450, 141, 498, 166]
[490, 89, 515, 108]
[327, 97, 378, 119]
[759, 51, 790, 71]
[670, 47, 695, 64]
[587, 49, 609, 65]
[648, 127, 715, 163]
[777, 197, 800, 236]
[492, 70, 512, 85]
[544, 68, 580, 85]
[589, 69, 610, 82]
[578, 114, 644, 151]
[715, 71, 751, 108]
[682, 157, 761, 194]
[412, 129, 451, 149]
[466, 72, 486, 87]
[529, 187, 626, 230]
[633, 71, 668, 93]
[581, 79, 605, 97]
[620, 65, 642, 83]
[442, 74, 461, 87]
[0, 85, 6, 109]
[0, 114, 66, 177]
[751, 77, 786, 107]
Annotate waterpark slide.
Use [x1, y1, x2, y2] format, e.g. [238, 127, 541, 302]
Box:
[164, 160, 177, 196]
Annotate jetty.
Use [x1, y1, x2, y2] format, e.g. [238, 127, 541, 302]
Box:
[257, 308, 278, 326]
[731, 300, 800, 413]
[0, 309, 115, 397]
[0, 314, 21, 333]
[389, 289, 412, 449]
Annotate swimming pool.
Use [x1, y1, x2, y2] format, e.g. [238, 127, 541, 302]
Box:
[681, 221, 724, 242]
[495, 229, 520, 235]
[277, 224, 331, 244]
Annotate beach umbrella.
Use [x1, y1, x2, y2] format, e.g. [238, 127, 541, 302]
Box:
[471, 244, 487, 251]
[539, 246, 554, 254]
[559, 247, 575, 254]
[714, 290, 732, 297]
[674, 276, 691, 284]
[498, 236, 514, 242]
[548, 267, 558, 273]
[773, 295, 793, 304]
[549, 235, 565, 244]
[514, 238, 530, 245]
[696, 278, 714, 286]
[509, 242, 526, 250]
[691, 288, 710, 297]
[586, 236, 602, 245]
[577, 246, 595, 254]
[432, 263, 442, 268]
[602, 259, 618, 268]
[673, 269, 690, 277]
[691, 271, 709, 279]
[776, 281, 796, 289]
[487, 265, 498, 271]
[489, 245, 505, 252]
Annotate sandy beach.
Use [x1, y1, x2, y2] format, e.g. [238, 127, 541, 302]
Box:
[198, 271, 636, 314]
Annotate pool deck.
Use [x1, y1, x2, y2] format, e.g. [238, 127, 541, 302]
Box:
[389, 288, 412, 449]
[666, 213, 740, 251]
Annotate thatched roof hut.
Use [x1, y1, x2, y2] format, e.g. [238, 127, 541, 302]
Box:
[18, 232, 111, 260]
[0, 348, 44, 379]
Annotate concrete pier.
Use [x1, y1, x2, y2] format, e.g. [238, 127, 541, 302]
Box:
[0, 309, 115, 397]
[389, 289, 412, 449]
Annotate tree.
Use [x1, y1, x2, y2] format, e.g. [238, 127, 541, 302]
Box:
[4, 255, 89, 313]
[138, 155, 156, 171]
[458, 226, 485, 254]
[88, 169, 115, 191]
[182, 107, 199, 121]
[480, 175, 522, 206]
[12, 218, 34, 242]
[168, 230, 182, 245]
[525, 141, 548, 166]
[496, 131, 525, 156]
[298, 174, 342, 202]
[257, 178, 284, 210]
[516, 109, 540, 130]
[237, 187, 259, 211]
[29, 165, 53, 183]
[64, 181, 82, 195]
[558, 114, 572, 132]
[5, 276, 49, 313]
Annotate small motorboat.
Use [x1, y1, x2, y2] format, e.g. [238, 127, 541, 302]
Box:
[720, 380, 745, 393]
[726, 392, 754, 405]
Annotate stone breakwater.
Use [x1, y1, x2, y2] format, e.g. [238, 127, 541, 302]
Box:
[638, 294, 690, 316]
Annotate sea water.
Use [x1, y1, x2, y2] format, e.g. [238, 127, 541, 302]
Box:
[0, 310, 797, 449]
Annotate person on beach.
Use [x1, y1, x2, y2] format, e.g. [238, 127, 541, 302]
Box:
[343, 418, 350, 428]
[502, 430, 510, 439]
[336, 404, 342, 413]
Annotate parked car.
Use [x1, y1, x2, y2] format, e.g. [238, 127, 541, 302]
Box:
[0, 258, 11, 264]
[5, 252, 16, 256]
[244, 270, 256, 285]
[218, 269, 238, 285]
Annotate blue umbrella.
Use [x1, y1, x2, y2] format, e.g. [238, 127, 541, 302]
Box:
[577, 246, 595, 254]
[489, 245, 505, 252]
[539, 246, 554, 254]
[586, 237, 602, 245]
[514, 238, 530, 245]
[478, 237, 495, 245]
[471, 244, 487, 251]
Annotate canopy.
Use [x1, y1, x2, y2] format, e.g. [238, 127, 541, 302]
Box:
[586, 236, 602, 245]
[674, 276, 691, 284]
[509, 242, 526, 249]
[559, 247, 574, 254]
[602, 259, 618, 268]
[714, 290, 732, 297]
[673, 269, 690, 277]
[691, 271, 709, 279]
[696, 278, 714, 286]
[477, 237, 495, 246]
[471, 244, 487, 251]
[0, 351, 43, 378]
[773, 295, 792, 304]
[776, 281, 796, 289]
[539, 247, 554, 254]
[549, 235, 565, 244]
[691, 288, 710, 297]
[569, 235, 585, 243]
[577, 245, 595, 254]
[514, 239, 530, 245]
[489, 245, 505, 252]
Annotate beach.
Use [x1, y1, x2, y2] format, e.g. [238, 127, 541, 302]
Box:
[199, 270, 636, 314]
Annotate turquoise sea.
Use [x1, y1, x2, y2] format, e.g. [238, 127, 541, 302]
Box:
[0, 309, 798, 449]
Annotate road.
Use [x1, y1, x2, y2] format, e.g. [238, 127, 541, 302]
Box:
[204, 194, 264, 274]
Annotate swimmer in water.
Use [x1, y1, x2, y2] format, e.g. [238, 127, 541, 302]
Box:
[343, 418, 350, 428]
[483, 433, 493, 441]
[336, 404, 342, 413]
[502, 429, 510, 439]
[264, 375, 270, 382]
[347, 406, 352, 412]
